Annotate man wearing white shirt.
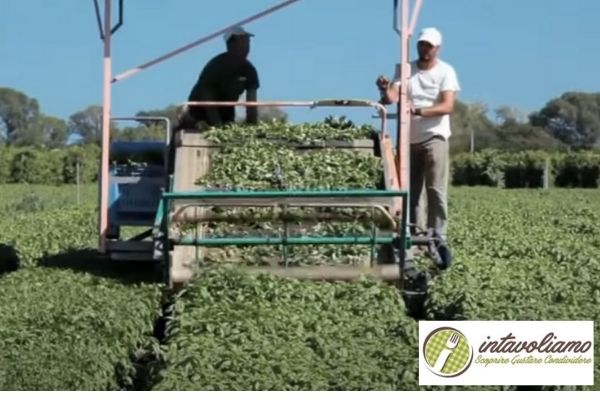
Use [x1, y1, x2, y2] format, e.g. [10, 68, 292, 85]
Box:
[376, 27, 460, 242]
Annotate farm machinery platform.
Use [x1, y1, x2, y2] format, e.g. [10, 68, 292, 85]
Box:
[94, 0, 449, 299]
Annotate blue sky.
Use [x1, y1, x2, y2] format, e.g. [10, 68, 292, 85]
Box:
[1, 0, 600, 126]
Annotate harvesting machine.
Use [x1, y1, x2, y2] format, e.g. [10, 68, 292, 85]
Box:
[93, 0, 449, 298]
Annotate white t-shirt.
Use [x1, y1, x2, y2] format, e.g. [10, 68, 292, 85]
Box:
[393, 59, 460, 144]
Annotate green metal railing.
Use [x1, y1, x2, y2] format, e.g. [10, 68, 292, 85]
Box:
[161, 189, 407, 200]
[176, 235, 398, 246]
[155, 188, 409, 270]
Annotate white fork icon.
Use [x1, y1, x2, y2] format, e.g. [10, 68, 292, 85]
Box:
[432, 333, 460, 373]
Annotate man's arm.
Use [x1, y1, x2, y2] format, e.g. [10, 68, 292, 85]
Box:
[412, 91, 456, 117]
[245, 89, 258, 124]
[415, 66, 460, 117]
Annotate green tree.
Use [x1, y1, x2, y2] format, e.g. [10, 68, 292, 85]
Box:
[116, 125, 166, 141]
[530, 92, 600, 149]
[493, 120, 564, 151]
[0, 87, 40, 146]
[451, 100, 566, 153]
[450, 100, 495, 153]
[17, 116, 68, 148]
[68, 105, 118, 144]
[40, 116, 68, 148]
[136, 104, 182, 128]
[495, 106, 528, 125]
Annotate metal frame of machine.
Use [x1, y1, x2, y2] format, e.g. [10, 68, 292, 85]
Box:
[92, 0, 439, 289]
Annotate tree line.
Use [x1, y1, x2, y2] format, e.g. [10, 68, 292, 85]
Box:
[2, 86, 600, 153]
[0, 87, 288, 147]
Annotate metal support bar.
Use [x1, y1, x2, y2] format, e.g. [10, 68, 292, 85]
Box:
[393, 0, 401, 35]
[397, 0, 410, 185]
[162, 198, 170, 269]
[373, 113, 399, 119]
[183, 99, 386, 112]
[93, 0, 124, 39]
[163, 189, 408, 200]
[112, 0, 301, 83]
[175, 236, 396, 246]
[153, 198, 165, 231]
[282, 211, 289, 268]
[369, 209, 377, 267]
[110, 0, 124, 35]
[160, 187, 410, 284]
[184, 100, 384, 109]
[411, 236, 441, 246]
[172, 203, 398, 230]
[172, 198, 397, 209]
[393, 0, 423, 37]
[128, 228, 153, 242]
[93, 0, 104, 39]
[183, 99, 388, 135]
[312, 99, 381, 108]
[409, 0, 423, 36]
[391, 0, 416, 260]
[398, 188, 409, 289]
[98, 0, 112, 253]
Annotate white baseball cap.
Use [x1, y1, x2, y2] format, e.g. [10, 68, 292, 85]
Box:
[223, 26, 255, 43]
[417, 27, 442, 46]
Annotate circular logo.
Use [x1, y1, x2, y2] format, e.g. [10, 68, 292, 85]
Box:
[423, 327, 473, 377]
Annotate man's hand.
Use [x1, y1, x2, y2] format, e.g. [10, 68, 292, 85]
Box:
[409, 91, 457, 118]
[376, 75, 390, 90]
[410, 106, 422, 116]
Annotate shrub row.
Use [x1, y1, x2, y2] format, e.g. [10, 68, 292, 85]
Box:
[3, 142, 600, 189]
[452, 150, 600, 188]
[0, 145, 100, 184]
[0, 267, 161, 390]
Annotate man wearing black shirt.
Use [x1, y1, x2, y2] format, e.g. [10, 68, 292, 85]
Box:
[182, 25, 260, 129]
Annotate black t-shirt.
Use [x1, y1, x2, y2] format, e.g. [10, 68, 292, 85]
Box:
[187, 52, 260, 124]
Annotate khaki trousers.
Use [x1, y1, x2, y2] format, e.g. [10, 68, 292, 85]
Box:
[410, 136, 449, 240]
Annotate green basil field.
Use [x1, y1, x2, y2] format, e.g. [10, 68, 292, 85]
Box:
[1, 183, 599, 390]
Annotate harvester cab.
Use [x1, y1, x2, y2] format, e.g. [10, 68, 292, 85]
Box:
[106, 140, 166, 259]
[102, 117, 171, 261]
